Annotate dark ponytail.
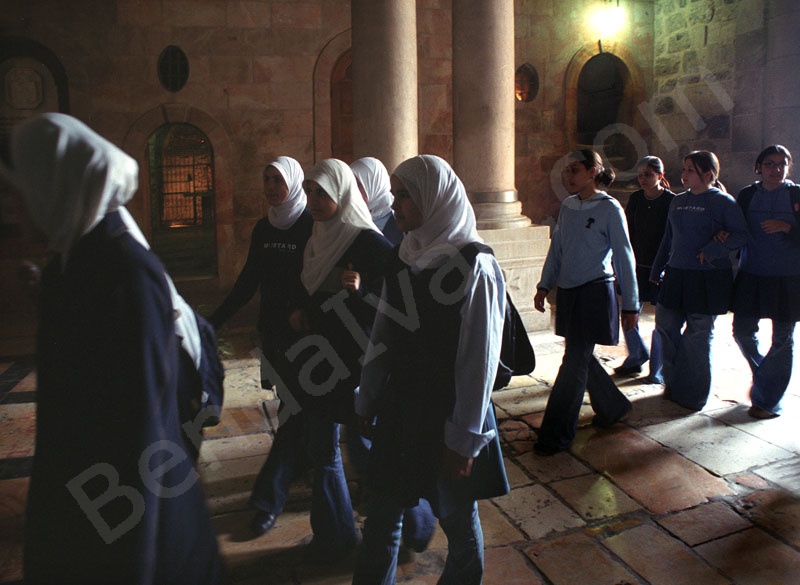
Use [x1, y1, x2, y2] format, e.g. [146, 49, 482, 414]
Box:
[569, 149, 614, 188]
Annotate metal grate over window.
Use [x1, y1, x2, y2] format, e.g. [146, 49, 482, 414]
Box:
[147, 123, 217, 278]
[149, 124, 214, 228]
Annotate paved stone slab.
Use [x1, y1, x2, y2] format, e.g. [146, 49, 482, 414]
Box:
[499, 418, 538, 452]
[200, 454, 267, 515]
[604, 524, 731, 585]
[695, 527, 800, 584]
[504, 458, 535, 489]
[494, 483, 584, 539]
[752, 457, 800, 496]
[222, 362, 274, 409]
[656, 501, 751, 547]
[642, 415, 794, 476]
[525, 532, 640, 585]
[200, 432, 272, 466]
[204, 405, 271, 440]
[0, 403, 36, 459]
[514, 450, 592, 484]
[550, 474, 641, 521]
[709, 400, 800, 455]
[480, 500, 527, 545]
[0, 477, 27, 584]
[493, 385, 551, 418]
[735, 489, 800, 549]
[484, 546, 544, 584]
[572, 426, 733, 514]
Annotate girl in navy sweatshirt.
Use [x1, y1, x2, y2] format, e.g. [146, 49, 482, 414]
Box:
[731, 145, 800, 419]
[650, 150, 748, 411]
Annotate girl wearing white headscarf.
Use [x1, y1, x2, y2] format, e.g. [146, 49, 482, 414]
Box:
[353, 155, 508, 585]
[210, 156, 312, 368]
[350, 156, 403, 244]
[0, 113, 223, 584]
[258, 158, 393, 563]
[208, 157, 317, 540]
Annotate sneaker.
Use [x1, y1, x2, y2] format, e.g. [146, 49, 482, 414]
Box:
[592, 403, 632, 428]
[250, 511, 277, 537]
[748, 405, 779, 420]
[614, 364, 642, 376]
[533, 442, 566, 457]
[303, 534, 360, 565]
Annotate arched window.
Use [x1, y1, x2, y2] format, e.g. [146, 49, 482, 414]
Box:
[147, 123, 217, 278]
[0, 37, 68, 259]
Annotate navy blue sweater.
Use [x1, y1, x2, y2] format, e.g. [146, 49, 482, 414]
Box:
[210, 211, 313, 344]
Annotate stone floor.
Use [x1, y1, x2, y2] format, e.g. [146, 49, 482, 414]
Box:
[2, 307, 800, 584]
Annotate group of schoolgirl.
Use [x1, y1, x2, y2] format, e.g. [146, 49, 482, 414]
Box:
[211, 153, 510, 584]
[532, 145, 800, 457]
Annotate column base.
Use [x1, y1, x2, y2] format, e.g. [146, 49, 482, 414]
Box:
[478, 223, 552, 333]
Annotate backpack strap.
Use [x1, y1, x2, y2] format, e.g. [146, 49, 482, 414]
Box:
[789, 184, 800, 244]
[457, 242, 535, 390]
[736, 183, 758, 215]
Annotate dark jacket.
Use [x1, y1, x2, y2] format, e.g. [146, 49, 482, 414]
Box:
[25, 211, 223, 585]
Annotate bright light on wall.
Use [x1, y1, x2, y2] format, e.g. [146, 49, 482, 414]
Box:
[588, 1, 626, 41]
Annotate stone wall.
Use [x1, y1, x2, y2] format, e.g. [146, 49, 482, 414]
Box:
[3, 0, 800, 344]
[513, 0, 656, 224]
[0, 0, 354, 290]
[651, 0, 800, 194]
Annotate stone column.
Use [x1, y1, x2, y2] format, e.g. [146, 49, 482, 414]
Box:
[452, 0, 551, 332]
[452, 0, 529, 230]
[351, 0, 418, 173]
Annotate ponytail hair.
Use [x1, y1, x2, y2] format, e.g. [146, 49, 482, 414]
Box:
[639, 155, 671, 190]
[569, 148, 615, 188]
[684, 150, 724, 191]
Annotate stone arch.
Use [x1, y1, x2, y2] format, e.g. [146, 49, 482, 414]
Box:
[564, 41, 649, 181]
[313, 29, 352, 163]
[122, 104, 236, 286]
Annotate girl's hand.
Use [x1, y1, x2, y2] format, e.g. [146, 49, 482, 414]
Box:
[441, 447, 474, 480]
[289, 308, 310, 332]
[761, 219, 791, 234]
[358, 416, 376, 440]
[342, 262, 361, 292]
[713, 229, 730, 243]
[697, 251, 707, 264]
[533, 289, 547, 313]
[621, 312, 639, 332]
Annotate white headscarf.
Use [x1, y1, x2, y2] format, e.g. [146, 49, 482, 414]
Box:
[267, 156, 306, 230]
[301, 158, 380, 295]
[350, 157, 393, 223]
[393, 154, 482, 270]
[0, 113, 139, 262]
[0, 113, 202, 368]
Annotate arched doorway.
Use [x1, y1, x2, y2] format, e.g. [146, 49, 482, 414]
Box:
[147, 123, 217, 278]
[331, 50, 353, 163]
[577, 52, 636, 171]
[313, 29, 352, 163]
[565, 42, 648, 185]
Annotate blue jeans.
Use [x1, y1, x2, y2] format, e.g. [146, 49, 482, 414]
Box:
[655, 304, 715, 410]
[538, 333, 631, 450]
[733, 315, 796, 414]
[620, 304, 664, 383]
[250, 407, 358, 555]
[344, 423, 437, 551]
[353, 476, 483, 585]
